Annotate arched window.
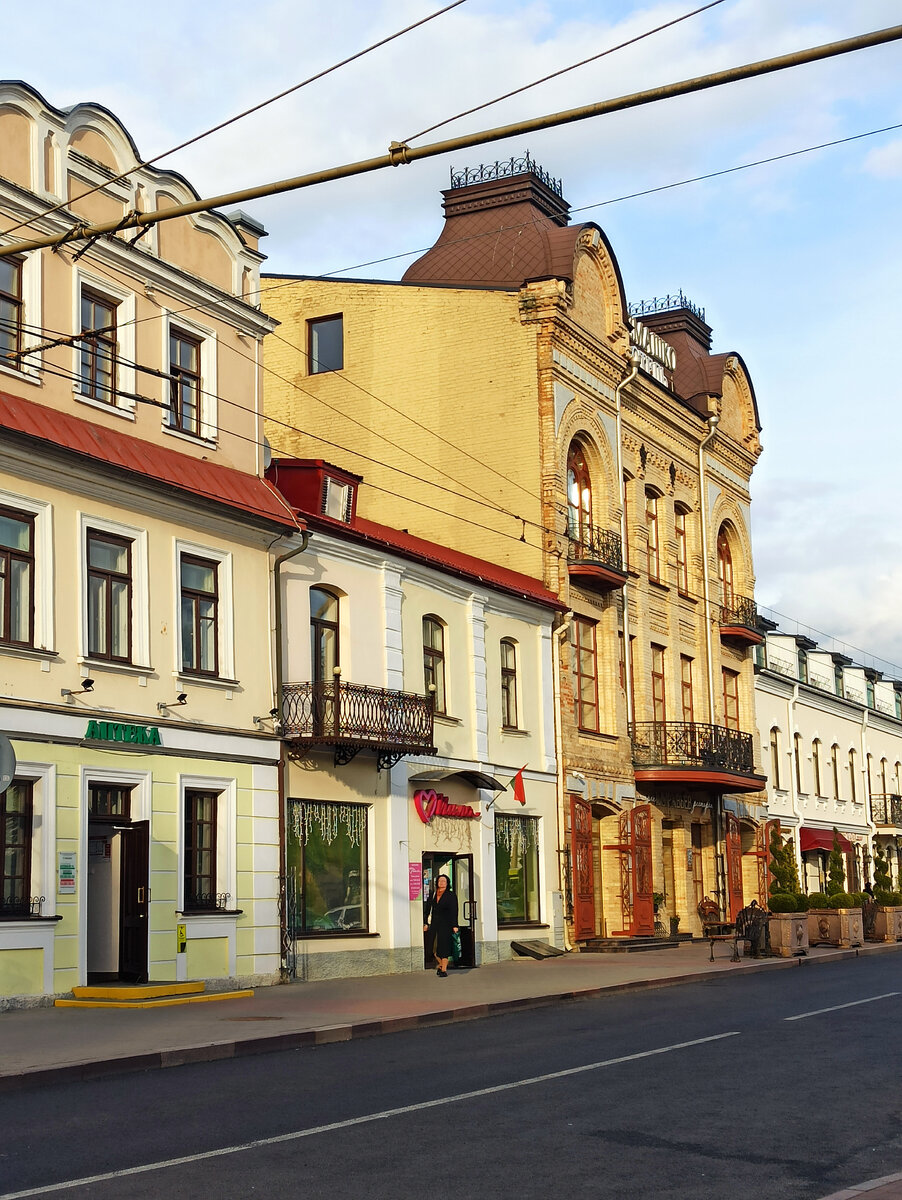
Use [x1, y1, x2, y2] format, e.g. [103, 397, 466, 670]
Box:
[675, 505, 690, 595]
[867, 752, 874, 800]
[881, 757, 889, 796]
[832, 744, 841, 800]
[717, 526, 734, 608]
[849, 749, 857, 802]
[423, 616, 447, 715]
[812, 739, 822, 796]
[645, 490, 660, 582]
[769, 727, 781, 790]
[500, 638, 518, 730]
[895, 762, 901, 795]
[566, 444, 592, 543]
[310, 587, 339, 683]
[794, 734, 804, 793]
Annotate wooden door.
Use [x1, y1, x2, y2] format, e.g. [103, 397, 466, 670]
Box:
[119, 820, 149, 983]
[631, 804, 655, 935]
[724, 812, 744, 921]
[756, 818, 780, 903]
[570, 797, 596, 939]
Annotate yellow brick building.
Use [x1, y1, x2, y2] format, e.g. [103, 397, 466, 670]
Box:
[261, 156, 766, 944]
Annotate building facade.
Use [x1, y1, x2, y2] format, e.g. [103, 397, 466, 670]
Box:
[0, 83, 299, 1003]
[261, 155, 766, 943]
[271, 459, 562, 979]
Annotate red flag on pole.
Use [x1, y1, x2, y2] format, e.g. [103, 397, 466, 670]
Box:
[512, 765, 527, 805]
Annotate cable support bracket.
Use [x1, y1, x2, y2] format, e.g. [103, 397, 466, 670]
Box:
[51, 222, 90, 255]
[71, 209, 141, 262]
[387, 140, 411, 166]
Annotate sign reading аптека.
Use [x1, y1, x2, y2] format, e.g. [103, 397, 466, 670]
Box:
[85, 721, 163, 746]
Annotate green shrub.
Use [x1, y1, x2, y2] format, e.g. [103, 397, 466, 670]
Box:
[826, 892, 856, 908]
[768, 827, 802, 896]
[826, 830, 846, 896]
[873, 843, 892, 893]
[796, 894, 811, 912]
[874, 889, 895, 906]
[807, 892, 831, 908]
[851, 892, 869, 906]
[767, 894, 798, 913]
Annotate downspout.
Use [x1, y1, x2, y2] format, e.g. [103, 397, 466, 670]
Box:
[273, 532, 310, 981]
[552, 612, 572, 950]
[615, 354, 639, 731]
[697, 412, 723, 912]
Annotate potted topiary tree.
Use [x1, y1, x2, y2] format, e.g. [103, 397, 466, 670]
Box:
[808, 830, 863, 947]
[870, 842, 902, 942]
[766, 828, 809, 957]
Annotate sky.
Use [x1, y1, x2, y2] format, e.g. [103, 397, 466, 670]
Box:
[5, 0, 902, 664]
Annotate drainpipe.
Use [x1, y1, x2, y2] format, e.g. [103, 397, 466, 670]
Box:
[615, 354, 639, 732]
[272, 532, 310, 981]
[552, 611, 572, 950]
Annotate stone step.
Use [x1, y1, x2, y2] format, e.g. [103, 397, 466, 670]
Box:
[55, 983, 253, 1009]
[579, 937, 683, 953]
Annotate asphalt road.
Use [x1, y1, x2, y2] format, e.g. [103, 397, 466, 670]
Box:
[3, 955, 902, 1199]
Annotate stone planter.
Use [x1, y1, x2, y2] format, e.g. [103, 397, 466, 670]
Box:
[808, 907, 864, 948]
[768, 912, 809, 957]
[871, 906, 902, 943]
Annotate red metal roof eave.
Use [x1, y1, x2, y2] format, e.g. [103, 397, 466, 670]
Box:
[799, 827, 854, 854]
[299, 511, 565, 612]
[0, 389, 300, 532]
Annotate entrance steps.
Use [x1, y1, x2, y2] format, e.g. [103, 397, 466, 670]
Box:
[55, 981, 253, 1009]
[578, 937, 684, 953]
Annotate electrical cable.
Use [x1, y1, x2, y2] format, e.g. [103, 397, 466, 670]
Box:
[0, 0, 469, 242]
[403, 0, 725, 143]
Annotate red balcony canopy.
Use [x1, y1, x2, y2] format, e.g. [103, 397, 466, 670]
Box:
[799, 827, 853, 854]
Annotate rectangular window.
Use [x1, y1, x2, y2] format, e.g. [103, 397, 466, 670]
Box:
[0, 257, 23, 365]
[680, 655, 694, 724]
[495, 815, 540, 924]
[308, 314, 343, 374]
[0, 505, 34, 647]
[651, 644, 666, 724]
[675, 507, 689, 594]
[287, 800, 367, 934]
[849, 750, 857, 802]
[722, 668, 740, 730]
[832, 745, 841, 800]
[79, 288, 117, 403]
[184, 789, 219, 910]
[423, 616, 447, 716]
[622, 475, 631, 571]
[87, 529, 132, 662]
[770, 728, 781, 790]
[169, 329, 202, 436]
[1, 780, 33, 918]
[812, 741, 822, 796]
[795, 734, 804, 793]
[180, 555, 218, 675]
[500, 639, 518, 730]
[573, 618, 599, 732]
[645, 492, 660, 582]
[89, 783, 132, 820]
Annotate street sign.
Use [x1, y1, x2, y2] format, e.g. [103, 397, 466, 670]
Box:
[0, 733, 16, 795]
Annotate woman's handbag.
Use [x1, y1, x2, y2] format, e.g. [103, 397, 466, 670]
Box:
[450, 930, 462, 964]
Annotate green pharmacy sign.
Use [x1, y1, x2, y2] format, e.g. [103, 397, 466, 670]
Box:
[85, 721, 162, 746]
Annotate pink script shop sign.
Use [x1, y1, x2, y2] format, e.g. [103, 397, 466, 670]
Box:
[413, 788, 479, 824]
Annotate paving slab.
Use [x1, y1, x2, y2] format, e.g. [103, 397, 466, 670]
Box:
[0, 939, 898, 1093]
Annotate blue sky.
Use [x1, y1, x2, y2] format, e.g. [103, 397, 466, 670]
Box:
[5, 0, 902, 661]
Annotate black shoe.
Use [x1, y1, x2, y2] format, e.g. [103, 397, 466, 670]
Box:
[436, 968, 441, 975]
[438, 969, 448, 977]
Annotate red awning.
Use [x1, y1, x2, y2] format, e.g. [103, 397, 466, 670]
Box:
[799, 827, 853, 854]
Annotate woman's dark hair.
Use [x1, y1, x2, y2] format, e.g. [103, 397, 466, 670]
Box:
[434, 873, 451, 893]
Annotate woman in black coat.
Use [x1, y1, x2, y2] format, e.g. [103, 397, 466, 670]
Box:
[423, 873, 459, 977]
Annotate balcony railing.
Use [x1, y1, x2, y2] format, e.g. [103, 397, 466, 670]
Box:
[282, 679, 436, 769]
[567, 524, 627, 592]
[719, 594, 764, 646]
[0, 895, 44, 919]
[184, 892, 232, 913]
[630, 721, 756, 775]
[871, 794, 902, 826]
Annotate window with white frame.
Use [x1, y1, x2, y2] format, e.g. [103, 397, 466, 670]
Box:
[161, 311, 217, 442]
[175, 542, 234, 681]
[0, 490, 52, 654]
[80, 515, 148, 668]
[73, 271, 135, 413]
[0, 250, 41, 383]
[0, 764, 54, 920]
[179, 776, 236, 914]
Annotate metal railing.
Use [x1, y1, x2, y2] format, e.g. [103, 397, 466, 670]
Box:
[567, 524, 625, 574]
[282, 680, 436, 756]
[184, 892, 231, 912]
[0, 895, 44, 919]
[449, 152, 563, 196]
[630, 721, 756, 775]
[871, 794, 902, 826]
[720, 594, 759, 630]
[629, 291, 705, 322]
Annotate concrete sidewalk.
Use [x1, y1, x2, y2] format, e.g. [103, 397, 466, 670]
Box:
[1, 939, 899, 1094]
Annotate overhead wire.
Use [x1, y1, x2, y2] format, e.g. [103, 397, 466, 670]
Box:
[0, 0, 469, 242]
[403, 0, 725, 143]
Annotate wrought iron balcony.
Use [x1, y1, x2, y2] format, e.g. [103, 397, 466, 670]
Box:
[567, 524, 628, 593]
[871, 794, 902, 827]
[281, 679, 436, 770]
[0, 895, 44, 919]
[719, 594, 764, 647]
[630, 721, 764, 793]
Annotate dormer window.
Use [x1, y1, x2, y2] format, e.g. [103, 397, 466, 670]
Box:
[322, 476, 353, 523]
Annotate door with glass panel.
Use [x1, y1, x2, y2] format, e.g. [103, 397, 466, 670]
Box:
[422, 851, 476, 969]
[310, 587, 339, 735]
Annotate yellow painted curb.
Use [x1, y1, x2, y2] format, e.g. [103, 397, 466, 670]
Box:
[55, 989, 253, 1009]
[71, 982, 205, 1001]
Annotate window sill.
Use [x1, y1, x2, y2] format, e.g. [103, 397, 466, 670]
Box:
[174, 672, 239, 691]
[293, 930, 380, 940]
[576, 728, 618, 743]
[178, 909, 243, 918]
[648, 578, 670, 593]
[162, 424, 217, 450]
[0, 643, 58, 661]
[73, 389, 136, 421]
[0, 914, 63, 924]
[0, 361, 41, 388]
[498, 921, 549, 930]
[677, 591, 696, 604]
[434, 713, 462, 727]
[78, 657, 155, 677]
[501, 726, 530, 737]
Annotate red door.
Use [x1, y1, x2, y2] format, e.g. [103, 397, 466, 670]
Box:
[570, 797, 596, 940]
[631, 804, 655, 935]
[756, 818, 780, 903]
[725, 812, 744, 921]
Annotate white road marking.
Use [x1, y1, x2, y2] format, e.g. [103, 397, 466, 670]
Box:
[0, 1032, 739, 1198]
[784, 992, 899, 1021]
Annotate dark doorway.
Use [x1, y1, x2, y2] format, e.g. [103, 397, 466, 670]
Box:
[87, 816, 149, 984]
[422, 851, 477, 969]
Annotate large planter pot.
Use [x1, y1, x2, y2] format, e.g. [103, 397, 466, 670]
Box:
[808, 907, 864, 948]
[768, 912, 809, 957]
[872, 906, 902, 943]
